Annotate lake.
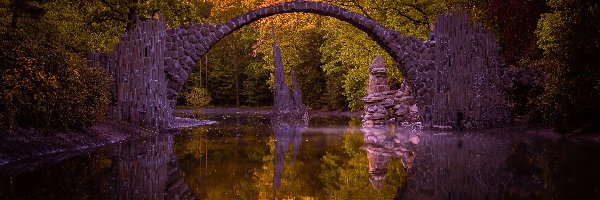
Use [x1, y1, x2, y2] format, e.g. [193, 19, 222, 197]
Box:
[1, 113, 600, 199]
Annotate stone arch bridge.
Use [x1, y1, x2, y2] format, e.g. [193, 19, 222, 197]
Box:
[84, 1, 512, 130]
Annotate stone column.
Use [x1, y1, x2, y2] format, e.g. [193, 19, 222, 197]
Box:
[362, 55, 392, 127]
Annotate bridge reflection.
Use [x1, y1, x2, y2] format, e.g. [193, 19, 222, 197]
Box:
[361, 125, 419, 191]
[110, 134, 195, 200]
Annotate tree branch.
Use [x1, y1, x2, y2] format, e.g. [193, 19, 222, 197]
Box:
[324, 0, 373, 19]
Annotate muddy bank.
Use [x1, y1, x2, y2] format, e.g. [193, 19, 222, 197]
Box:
[0, 122, 156, 177]
[0, 117, 217, 177]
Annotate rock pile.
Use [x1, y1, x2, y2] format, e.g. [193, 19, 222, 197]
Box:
[362, 55, 420, 128]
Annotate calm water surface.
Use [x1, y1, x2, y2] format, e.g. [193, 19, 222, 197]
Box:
[1, 114, 600, 199]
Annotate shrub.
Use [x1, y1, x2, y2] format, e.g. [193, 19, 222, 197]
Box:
[185, 87, 211, 108]
[0, 29, 111, 130]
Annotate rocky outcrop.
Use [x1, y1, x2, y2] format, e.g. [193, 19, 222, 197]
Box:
[272, 27, 307, 116]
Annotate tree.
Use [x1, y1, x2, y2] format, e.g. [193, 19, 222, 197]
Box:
[0, 29, 111, 130]
[535, 0, 600, 133]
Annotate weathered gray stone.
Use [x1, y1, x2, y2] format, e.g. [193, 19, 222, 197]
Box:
[86, 3, 511, 131]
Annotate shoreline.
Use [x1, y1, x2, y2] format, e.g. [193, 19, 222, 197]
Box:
[0, 122, 156, 177]
[1, 108, 598, 177]
[174, 107, 362, 117]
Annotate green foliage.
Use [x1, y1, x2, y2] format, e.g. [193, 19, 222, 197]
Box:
[185, 87, 211, 107]
[29, 0, 212, 53]
[534, 0, 600, 132]
[0, 29, 111, 130]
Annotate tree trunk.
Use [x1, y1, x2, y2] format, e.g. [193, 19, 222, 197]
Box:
[205, 53, 208, 87]
[199, 54, 203, 87]
[235, 47, 240, 107]
[227, 40, 240, 107]
[10, 1, 19, 28]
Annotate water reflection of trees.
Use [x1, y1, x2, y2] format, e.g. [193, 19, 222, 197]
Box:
[174, 122, 268, 199]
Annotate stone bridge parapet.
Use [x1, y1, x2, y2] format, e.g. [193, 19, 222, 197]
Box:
[84, 1, 513, 130]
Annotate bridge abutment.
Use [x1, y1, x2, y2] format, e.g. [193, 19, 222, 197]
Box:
[83, 16, 172, 129]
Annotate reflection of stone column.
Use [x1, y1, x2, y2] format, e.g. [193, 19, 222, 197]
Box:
[110, 134, 195, 200]
[362, 126, 419, 191]
[365, 147, 391, 191]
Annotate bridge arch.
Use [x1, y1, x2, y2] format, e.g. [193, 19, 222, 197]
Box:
[85, 3, 512, 130]
[162, 1, 427, 107]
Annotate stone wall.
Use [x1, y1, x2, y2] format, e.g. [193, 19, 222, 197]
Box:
[363, 12, 512, 129]
[428, 12, 512, 129]
[82, 1, 512, 130]
[83, 16, 171, 129]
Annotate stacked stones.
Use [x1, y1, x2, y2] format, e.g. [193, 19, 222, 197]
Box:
[362, 55, 420, 128]
[83, 16, 171, 129]
[393, 83, 421, 122]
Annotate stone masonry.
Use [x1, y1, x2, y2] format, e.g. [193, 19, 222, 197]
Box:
[362, 55, 420, 127]
[84, 1, 512, 130]
[83, 16, 171, 129]
[361, 12, 512, 129]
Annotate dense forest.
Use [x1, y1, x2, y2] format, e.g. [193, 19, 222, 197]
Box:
[1, 0, 598, 132]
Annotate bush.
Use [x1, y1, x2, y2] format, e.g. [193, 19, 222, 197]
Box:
[0, 29, 111, 130]
[185, 87, 211, 108]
